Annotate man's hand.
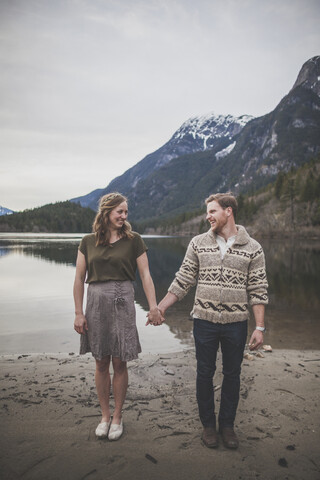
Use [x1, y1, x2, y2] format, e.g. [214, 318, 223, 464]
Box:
[248, 329, 264, 351]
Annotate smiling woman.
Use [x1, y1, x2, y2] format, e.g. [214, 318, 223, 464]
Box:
[73, 192, 164, 441]
[91, 193, 134, 247]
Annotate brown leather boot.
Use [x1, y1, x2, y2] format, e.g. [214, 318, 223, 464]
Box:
[220, 427, 239, 449]
[202, 426, 219, 448]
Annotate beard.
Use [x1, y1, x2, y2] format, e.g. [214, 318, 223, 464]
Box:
[210, 216, 228, 234]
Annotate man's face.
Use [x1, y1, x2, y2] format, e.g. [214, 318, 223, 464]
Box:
[206, 200, 230, 233]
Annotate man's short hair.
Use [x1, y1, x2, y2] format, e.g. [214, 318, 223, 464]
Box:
[205, 192, 238, 219]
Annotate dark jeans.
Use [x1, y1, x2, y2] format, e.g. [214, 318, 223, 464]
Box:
[193, 318, 247, 429]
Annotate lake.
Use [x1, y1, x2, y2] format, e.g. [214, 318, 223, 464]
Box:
[0, 233, 319, 355]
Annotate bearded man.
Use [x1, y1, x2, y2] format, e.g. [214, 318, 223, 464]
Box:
[156, 193, 268, 449]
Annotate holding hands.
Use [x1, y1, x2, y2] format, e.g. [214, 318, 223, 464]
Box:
[146, 307, 165, 326]
[146, 293, 177, 326]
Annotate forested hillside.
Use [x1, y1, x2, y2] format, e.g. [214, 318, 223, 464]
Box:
[0, 201, 95, 233]
[135, 156, 320, 237]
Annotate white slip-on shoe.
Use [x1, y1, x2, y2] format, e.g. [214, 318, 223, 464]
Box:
[95, 421, 110, 438]
[108, 419, 123, 441]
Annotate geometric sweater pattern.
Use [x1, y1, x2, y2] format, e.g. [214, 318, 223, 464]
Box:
[168, 225, 268, 324]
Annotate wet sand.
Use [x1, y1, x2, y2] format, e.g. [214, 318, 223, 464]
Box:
[1, 348, 319, 480]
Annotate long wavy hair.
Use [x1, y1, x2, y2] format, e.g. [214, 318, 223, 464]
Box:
[93, 192, 134, 246]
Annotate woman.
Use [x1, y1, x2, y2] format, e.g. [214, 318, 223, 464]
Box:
[73, 192, 162, 441]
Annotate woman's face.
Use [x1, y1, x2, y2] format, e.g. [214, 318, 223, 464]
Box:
[108, 201, 128, 231]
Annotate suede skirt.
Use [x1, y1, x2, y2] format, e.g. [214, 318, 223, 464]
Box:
[80, 280, 141, 362]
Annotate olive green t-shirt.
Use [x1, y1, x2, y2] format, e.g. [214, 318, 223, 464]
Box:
[79, 232, 148, 283]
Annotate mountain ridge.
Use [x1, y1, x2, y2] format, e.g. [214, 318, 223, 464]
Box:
[291, 55, 320, 96]
[71, 56, 320, 222]
[71, 112, 254, 210]
[120, 56, 320, 223]
[138, 156, 320, 238]
[3, 56, 318, 233]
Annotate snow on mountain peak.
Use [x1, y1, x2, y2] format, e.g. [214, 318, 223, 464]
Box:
[172, 112, 253, 150]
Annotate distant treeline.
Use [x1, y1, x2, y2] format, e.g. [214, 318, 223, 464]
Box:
[0, 201, 96, 233]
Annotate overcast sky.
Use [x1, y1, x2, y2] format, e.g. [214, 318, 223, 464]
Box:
[1, 0, 319, 211]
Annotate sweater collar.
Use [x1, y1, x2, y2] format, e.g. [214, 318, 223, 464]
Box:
[207, 225, 250, 246]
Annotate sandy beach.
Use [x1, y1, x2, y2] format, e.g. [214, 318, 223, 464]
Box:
[1, 348, 319, 480]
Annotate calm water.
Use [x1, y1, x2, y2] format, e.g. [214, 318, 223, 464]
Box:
[0, 233, 319, 354]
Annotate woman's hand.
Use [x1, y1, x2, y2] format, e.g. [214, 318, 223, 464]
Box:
[136, 253, 165, 327]
[74, 313, 88, 334]
[146, 307, 165, 326]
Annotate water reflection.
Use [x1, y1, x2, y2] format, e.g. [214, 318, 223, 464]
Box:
[142, 237, 320, 349]
[0, 248, 10, 258]
[262, 238, 320, 311]
[0, 234, 80, 266]
[0, 234, 319, 351]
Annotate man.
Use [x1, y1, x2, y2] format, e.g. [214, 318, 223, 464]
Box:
[156, 193, 268, 449]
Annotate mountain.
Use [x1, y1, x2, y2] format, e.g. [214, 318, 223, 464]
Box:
[126, 56, 320, 224]
[291, 55, 320, 96]
[140, 155, 320, 237]
[0, 206, 14, 216]
[71, 113, 253, 210]
[72, 56, 320, 228]
[220, 56, 320, 192]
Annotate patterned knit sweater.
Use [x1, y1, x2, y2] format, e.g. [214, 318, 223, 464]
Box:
[168, 225, 268, 324]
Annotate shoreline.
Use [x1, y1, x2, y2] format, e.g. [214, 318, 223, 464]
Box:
[1, 348, 320, 480]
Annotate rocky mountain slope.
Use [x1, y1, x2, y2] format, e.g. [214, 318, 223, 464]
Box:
[291, 55, 320, 96]
[71, 113, 253, 210]
[75, 56, 320, 225]
[126, 56, 320, 223]
[140, 156, 320, 238]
